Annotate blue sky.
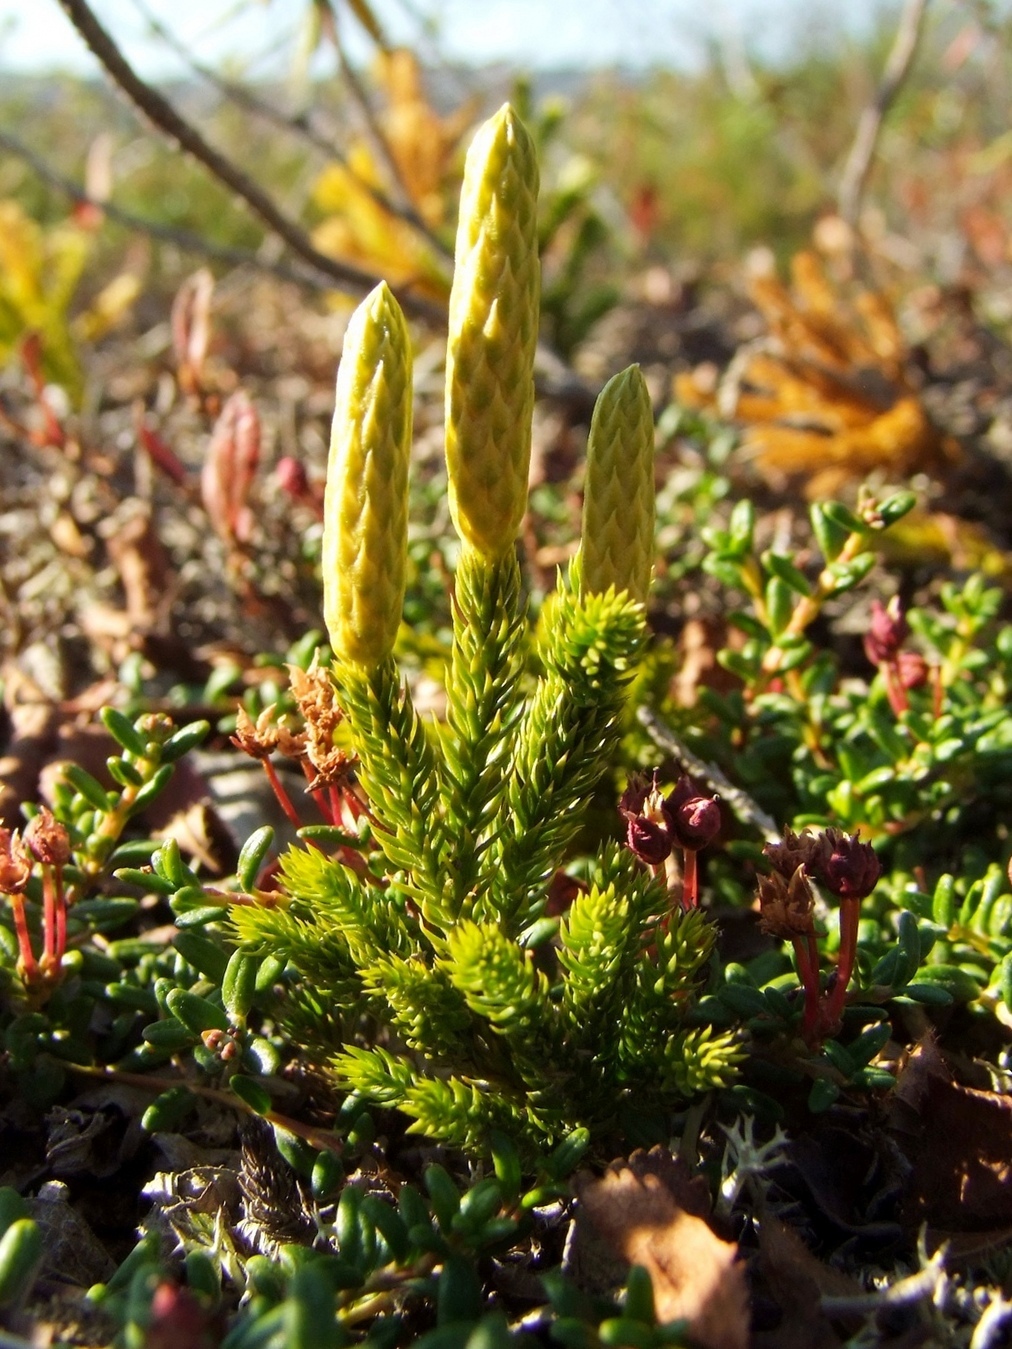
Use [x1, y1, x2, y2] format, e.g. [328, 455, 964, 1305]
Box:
[0, 0, 879, 75]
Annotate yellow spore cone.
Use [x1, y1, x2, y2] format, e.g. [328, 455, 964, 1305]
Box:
[323, 282, 413, 667]
[445, 104, 540, 559]
[580, 364, 655, 602]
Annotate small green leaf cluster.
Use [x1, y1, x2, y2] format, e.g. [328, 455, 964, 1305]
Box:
[0, 708, 209, 1104]
[82, 1129, 643, 1349]
[544, 1262, 691, 1349]
[0, 1187, 43, 1316]
[684, 492, 1012, 862]
[702, 491, 916, 683]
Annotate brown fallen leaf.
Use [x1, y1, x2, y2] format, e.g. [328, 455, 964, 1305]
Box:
[891, 1034, 1012, 1240]
[575, 1147, 749, 1349]
[751, 1209, 857, 1349]
[101, 503, 175, 637]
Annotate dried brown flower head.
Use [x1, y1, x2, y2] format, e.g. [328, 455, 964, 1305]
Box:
[0, 829, 31, 894]
[764, 825, 879, 902]
[619, 772, 720, 866]
[620, 772, 673, 865]
[757, 865, 816, 940]
[231, 706, 305, 762]
[288, 658, 355, 789]
[24, 808, 71, 867]
[763, 828, 828, 880]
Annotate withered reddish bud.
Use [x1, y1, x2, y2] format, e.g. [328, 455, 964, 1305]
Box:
[202, 1028, 240, 1062]
[620, 771, 674, 865]
[819, 828, 880, 900]
[757, 865, 816, 939]
[146, 1280, 218, 1349]
[201, 390, 261, 545]
[171, 267, 213, 395]
[665, 776, 721, 851]
[0, 830, 31, 893]
[863, 596, 908, 666]
[618, 773, 651, 821]
[136, 416, 189, 487]
[626, 816, 672, 866]
[24, 808, 71, 867]
[231, 706, 280, 760]
[896, 650, 929, 691]
[763, 827, 829, 880]
[276, 456, 324, 519]
[276, 455, 309, 498]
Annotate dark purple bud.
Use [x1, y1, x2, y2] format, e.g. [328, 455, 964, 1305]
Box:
[664, 775, 721, 851]
[626, 816, 672, 866]
[818, 828, 880, 900]
[618, 773, 652, 822]
[763, 827, 829, 880]
[863, 597, 908, 666]
[896, 650, 929, 691]
[672, 795, 721, 850]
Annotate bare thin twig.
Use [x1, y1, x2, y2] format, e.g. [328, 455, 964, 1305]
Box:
[128, 0, 452, 260]
[838, 0, 931, 226]
[820, 1247, 948, 1316]
[54, 0, 445, 323]
[636, 705, 781, 843]
[316, 0, 423, 222]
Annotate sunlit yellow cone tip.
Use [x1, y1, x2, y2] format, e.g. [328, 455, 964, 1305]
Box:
[445, 103, 540, 560]
[323, 282, 413, 668]
[580, 364, 656, 603]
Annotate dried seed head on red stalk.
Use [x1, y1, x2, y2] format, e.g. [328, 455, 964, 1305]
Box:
[819, 828, 881, 900]
[763, 827, 829, 880]
[231, 705, 306, 762]
[757, 864, 816, 939]
[288, 658, 356, 789]
[0, 829, 31, 893]
[23, 808, 71, 867]
[863, 596, 908, 666]
[665, 775, 721, 851]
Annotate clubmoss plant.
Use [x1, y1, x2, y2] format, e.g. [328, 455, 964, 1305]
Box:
[230, 104, 741, 1153]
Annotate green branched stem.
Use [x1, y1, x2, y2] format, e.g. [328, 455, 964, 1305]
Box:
[334, 659, 450, 932]
[440, 546, 527, 919]
[359, 955, 474, 1057]
[333, 1046, 529, 1151]
[616, 908, 720, 1075]
[489, 587, 646, 922]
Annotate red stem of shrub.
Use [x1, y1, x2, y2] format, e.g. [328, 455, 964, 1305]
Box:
[10, 893, 38, 982]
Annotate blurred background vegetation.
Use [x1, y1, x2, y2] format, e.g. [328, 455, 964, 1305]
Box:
[3, 0, 1012, 317]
